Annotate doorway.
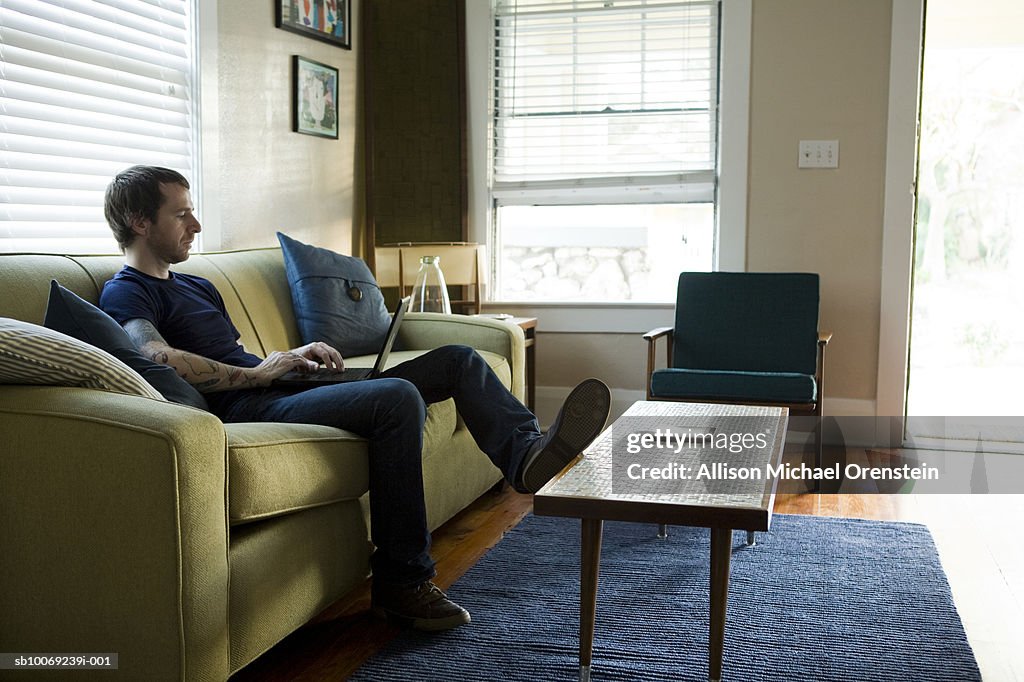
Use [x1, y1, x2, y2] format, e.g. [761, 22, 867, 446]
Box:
[906, 0, 1024, 443]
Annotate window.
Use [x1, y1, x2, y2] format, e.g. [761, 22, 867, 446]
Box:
[491, 0, 719, 302]
[0, 0, 199, 254]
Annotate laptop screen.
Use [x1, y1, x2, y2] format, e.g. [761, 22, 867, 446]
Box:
[372, 296, 410, 376]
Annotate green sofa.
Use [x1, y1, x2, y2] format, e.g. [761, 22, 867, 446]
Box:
[0, 248, 526, 681]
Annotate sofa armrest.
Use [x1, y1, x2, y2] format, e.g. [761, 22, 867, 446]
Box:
[398, 313, 527, 402]
[0, 386, 229, 682]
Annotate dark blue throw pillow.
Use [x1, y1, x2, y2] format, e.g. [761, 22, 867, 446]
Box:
[277, 232, 391, 357]
[43, 280, 210, 411]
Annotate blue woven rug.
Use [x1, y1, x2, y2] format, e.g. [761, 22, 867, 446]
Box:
[351, 514, 979, 681]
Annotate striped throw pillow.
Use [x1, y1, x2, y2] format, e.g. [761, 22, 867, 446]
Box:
[0, 317, 165, 400]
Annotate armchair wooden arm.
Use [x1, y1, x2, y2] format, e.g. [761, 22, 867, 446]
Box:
[642, 326, 675, 342]
[643, 326, 675, 400]
[814, 330, 831, 417]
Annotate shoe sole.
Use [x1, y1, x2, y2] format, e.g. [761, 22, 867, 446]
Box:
[373, 606, 471, 632]
[521, 378, 611, 493]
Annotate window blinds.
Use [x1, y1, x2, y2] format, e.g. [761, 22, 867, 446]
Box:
[0, 0, 196, 253]
[493, 0, 718, 192]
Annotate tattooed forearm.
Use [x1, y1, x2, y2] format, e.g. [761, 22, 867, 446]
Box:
[121, 317, 259, 393]
[165, 350, 258, 392]
[182, 353, 219, 376]
[226, 366, 257, 388]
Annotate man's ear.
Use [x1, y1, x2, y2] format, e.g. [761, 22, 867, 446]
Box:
[129, 213, 149, 237]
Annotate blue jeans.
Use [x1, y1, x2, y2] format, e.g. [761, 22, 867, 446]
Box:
[217, 345, 541, 586]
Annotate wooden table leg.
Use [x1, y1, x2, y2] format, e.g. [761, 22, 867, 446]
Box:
[526, 338, 536, 412]
[709, 528, 732, 682]
[580, 518, 603, 682]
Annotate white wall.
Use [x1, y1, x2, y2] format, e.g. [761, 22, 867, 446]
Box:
[200, 0, 360, 256]
[745, 0, 893, 416]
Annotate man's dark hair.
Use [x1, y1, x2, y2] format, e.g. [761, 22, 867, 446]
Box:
[104, 166, 190, 252]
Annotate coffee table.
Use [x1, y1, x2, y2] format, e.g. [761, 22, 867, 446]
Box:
[533, 400, 789, 682]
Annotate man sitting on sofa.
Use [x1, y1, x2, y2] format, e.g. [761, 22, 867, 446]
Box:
[99, 165, 611, 632]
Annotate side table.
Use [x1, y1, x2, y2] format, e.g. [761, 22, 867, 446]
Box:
[508, 317, 536, 412]
[474, 315, 537, 412]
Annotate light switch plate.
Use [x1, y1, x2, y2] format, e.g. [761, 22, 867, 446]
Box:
[798, 140, 839, 168]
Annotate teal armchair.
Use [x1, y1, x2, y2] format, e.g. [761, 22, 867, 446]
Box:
[644, 272, 831, 511]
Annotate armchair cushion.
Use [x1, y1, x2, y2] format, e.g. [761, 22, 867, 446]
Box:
[43, 280, 209, 410]
[650, 367, 817, 404]
[278, 232, 391, 357]
[0, 317, 164, 400]
[673, 272, 820, 375]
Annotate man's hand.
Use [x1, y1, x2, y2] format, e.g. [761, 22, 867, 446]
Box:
[251, 351, 321, 386]
[292, 341, 346, 371]
[246, 343, 344, 387]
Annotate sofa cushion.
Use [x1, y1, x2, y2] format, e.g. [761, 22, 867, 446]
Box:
[277, 232, 391, 357]
[43, 281, 209, 410]
[226, 398, 461, 526]
[196, 249, 304, 357]
[0, 254, 99, 324]
[0, 317, 164, 400]
[650, 367, 817, 403]
[227, 422, 370, 525]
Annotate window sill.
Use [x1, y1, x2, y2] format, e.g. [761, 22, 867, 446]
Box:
[480, 301, 674, 334]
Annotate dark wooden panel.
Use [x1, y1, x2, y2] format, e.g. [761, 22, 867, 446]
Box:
[364, 0, 467, 253]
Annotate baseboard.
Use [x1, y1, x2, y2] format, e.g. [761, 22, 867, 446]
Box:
[825, 398, 877, 417]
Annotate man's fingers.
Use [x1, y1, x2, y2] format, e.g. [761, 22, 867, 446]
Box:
[312, 344, 333, 368]
[306, 342, 344, 371]
[326, 346, 345, 371]
[294, 354, 318, 372]
[317, 342, 344, 370]
[282, 351, 313, 373]
[271, 345, 343, 374]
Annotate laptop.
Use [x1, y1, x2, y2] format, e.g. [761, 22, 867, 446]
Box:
[271, 296, 410, 387]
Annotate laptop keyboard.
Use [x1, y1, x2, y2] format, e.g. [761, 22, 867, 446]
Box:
[276, 367, 373, 383]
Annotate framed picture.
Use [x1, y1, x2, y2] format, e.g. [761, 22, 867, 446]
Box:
[293, 56, 339, 139]
[276, 0, 351, 50]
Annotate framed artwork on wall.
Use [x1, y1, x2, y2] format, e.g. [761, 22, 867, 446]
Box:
[276, 0, 351, 50]
[293, 56, 339, 139]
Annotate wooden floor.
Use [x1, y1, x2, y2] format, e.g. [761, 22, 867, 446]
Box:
[234, 464, 1024, 681]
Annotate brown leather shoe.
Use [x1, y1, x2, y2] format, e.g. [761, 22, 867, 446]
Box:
[372, 580, 471, 631]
